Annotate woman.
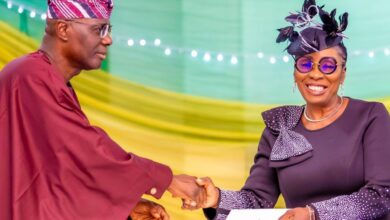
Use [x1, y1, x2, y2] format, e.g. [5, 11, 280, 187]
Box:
[187, 0, 390, 219]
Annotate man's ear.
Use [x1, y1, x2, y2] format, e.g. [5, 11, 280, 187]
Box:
[55, 21, 70, 41]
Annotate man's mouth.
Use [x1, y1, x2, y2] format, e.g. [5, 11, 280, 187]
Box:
[96, 53, 106, 60]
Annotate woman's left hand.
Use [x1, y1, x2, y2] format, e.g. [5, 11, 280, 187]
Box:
[278, 207, 310, 220]
[129, 199, 170, 220]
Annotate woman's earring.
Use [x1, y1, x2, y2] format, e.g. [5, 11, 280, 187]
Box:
[339, 83, 344, 97]
[293, 82, 297, 93]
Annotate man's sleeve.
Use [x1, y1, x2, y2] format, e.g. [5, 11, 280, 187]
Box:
[13, 73, 172, 219]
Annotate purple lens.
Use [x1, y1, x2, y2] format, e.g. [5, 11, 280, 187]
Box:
[295, 57, 313, 73]
[319, 57, 337, 74]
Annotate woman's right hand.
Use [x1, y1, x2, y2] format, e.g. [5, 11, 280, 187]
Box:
[181, 177, 220, 210]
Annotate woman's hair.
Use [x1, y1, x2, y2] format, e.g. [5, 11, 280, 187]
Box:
[337, 42, 348, 62]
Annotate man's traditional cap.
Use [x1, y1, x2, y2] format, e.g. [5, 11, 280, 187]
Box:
[47, 0, 114, 19]
[276, 0, 348, 57]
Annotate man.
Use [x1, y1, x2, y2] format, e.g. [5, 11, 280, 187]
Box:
[0, 0, 203, 219]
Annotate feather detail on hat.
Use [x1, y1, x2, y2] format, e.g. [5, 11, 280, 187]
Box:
[276, 0, 348, 56]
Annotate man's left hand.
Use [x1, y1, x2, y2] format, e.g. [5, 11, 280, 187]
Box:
[129, 199, 170, 220]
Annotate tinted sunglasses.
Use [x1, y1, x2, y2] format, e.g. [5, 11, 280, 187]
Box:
[295, 56, 345, 75]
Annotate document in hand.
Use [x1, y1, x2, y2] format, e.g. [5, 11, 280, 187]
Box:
[226, 209, 290, 220]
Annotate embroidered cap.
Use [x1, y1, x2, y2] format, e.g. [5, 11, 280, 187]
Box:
[47, 0, 114, 19]
[276, 0, 348, 57]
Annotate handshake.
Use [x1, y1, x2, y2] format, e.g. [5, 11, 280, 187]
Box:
[129, 174, 219, 220]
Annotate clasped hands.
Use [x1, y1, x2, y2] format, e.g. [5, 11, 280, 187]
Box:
[130, 174, 313, 220]
[129, 174, 217, 220]
[168, 175, 219, 210]
[169, 175, 314, 220]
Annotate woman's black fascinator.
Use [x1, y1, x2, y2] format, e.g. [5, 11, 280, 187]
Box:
[276, 0, 349, 57]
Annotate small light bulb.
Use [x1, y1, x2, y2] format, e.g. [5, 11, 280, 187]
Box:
[231, 56, 238, 65]
[139, 39, 146, 46]
[217, 54, 224, 62]
[203, 53, 211, 62]
[283, 56, 289, 63]
[154, 39, 161, 46]
[30, 11, 36, 18]
[384, 48, 390, 56]
[7, 2, 12, 9]
[18, 6, 24, 14]
[257, 52, 264, 59]
[191, 50, 198, 58]
[127, 39, 134, 46]
[270, 57, 276, 64]
[41, 14, 47, 20]
[164, 48, 171, 56]
[368, 51, 375, 58]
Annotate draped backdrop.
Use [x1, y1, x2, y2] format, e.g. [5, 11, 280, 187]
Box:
[1, 0, 389, 219]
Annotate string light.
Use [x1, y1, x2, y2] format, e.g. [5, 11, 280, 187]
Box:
[203, 52, 211, 62]
[127, 39, 134, 46]
[217, 53, 224, 62]
[154, 38, 161, 46]
[40, 13, 47, 20]
[139, 39, 146, 46]
[164, 48, 171, 56]
[30, 11, 36, 18]
[385, 48, 390, 56]
[1, 1, 389, 66]
[3, 0, 46, 20]
[17, 6, 23, 14]
[230, 56, 238, 65]
[191, 50, 198, 58]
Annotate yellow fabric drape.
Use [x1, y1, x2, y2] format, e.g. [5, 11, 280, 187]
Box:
[1, 21, 389, 219]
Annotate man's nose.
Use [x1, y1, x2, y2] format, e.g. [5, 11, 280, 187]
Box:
[102, 34, 113, 46]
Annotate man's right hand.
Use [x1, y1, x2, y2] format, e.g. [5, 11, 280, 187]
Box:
[181, 176, 220, 210]
[167, 174, 207, 208]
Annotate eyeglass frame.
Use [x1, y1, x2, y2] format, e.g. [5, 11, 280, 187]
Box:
[294, 56, 346, 75]
[64, 19, 112, 39]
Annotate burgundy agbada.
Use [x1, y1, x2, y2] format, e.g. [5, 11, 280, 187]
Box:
[0, 51, 173, 220]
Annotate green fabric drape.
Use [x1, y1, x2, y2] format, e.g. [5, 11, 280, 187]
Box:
[1, 0, 389, 104]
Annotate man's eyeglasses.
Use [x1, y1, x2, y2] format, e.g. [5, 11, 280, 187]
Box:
[294, 56, 345, 75]
[65, 20, 112, 39]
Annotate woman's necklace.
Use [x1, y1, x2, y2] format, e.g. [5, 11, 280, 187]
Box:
[304, 96, 344, 123]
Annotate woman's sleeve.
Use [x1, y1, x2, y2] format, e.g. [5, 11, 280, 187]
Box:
[204, 128, 280, 220]
[311, 103, 390, 220]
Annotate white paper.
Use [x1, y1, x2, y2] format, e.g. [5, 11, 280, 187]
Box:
[226, 209, 290, 220]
